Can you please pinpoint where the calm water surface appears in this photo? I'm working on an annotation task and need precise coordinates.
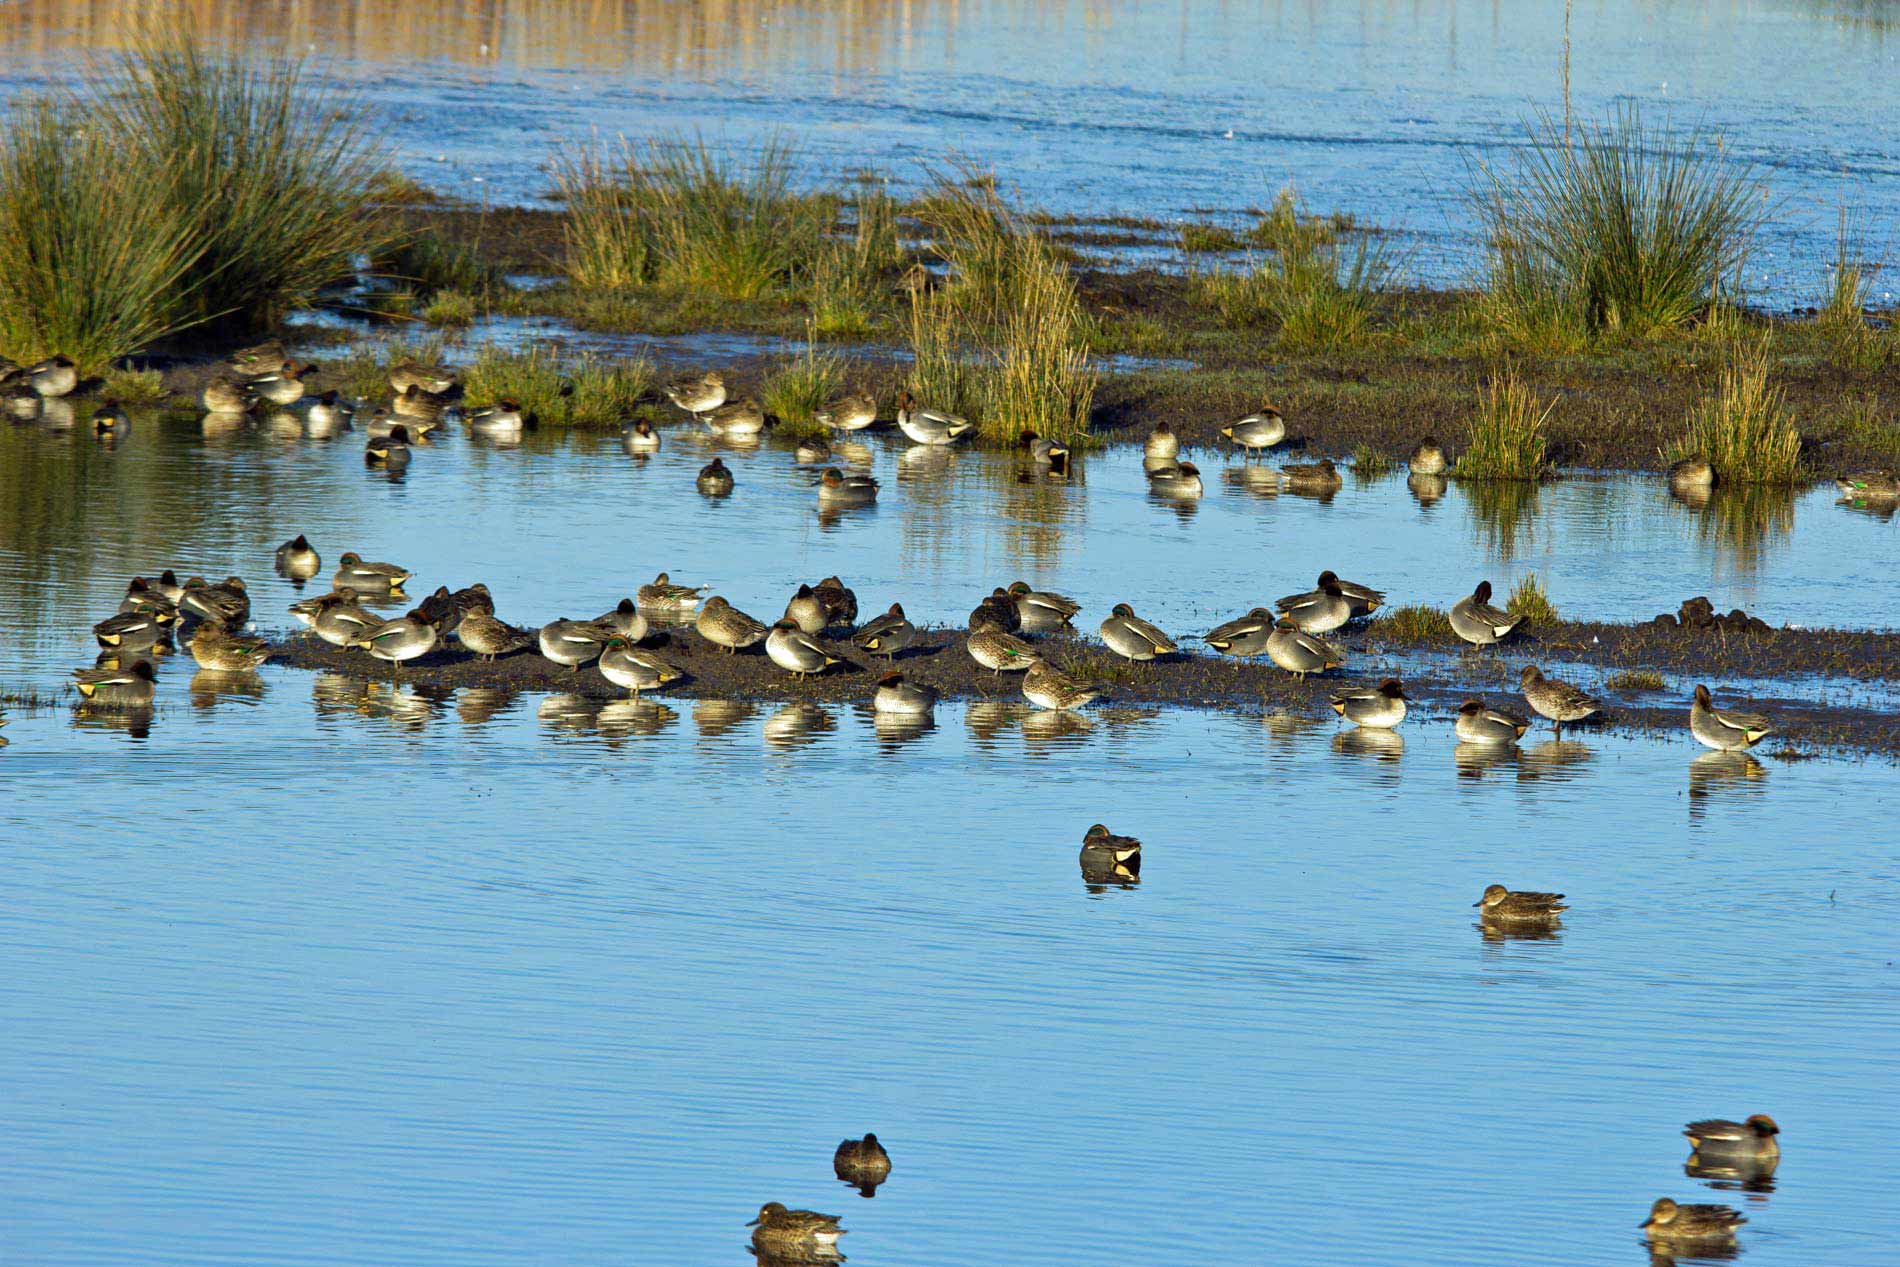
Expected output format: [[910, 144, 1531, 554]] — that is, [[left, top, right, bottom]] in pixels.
[[2, 415, 1899, 1264], [1, 1, 1897, 295]]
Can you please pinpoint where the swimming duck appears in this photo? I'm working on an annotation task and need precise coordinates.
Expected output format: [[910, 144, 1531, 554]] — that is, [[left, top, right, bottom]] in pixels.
[[1144, 420, 1180, 462], [201, 374, 254, 413], [391, 386, 446, 431], [179, 576, 250, 626], [365, 424, 411, 467], [1669, 456, 1718, 492], [1329, 679, 1408, 729], [1145, 460, 1203, 497], [1273, 574, 1353, 634], [1221, 407, 1285, 457], [1008, 581, 1080, 626], [537, 618, 612, 671], [1449, 580, 1520, 646], [697, 457, 735, 495], [1266, 617, 1343, 678], [274, 534, 320, 581], [1408, 437, 1448, 476], [795, 436, 832, 464], [833, 1132, 893, 1191], [1023, 660, 1104, 710], [26, 355, 78, 397], [467, 399, 525, 436], [388, 359, 455, 395], [969, 588, 1022, 633], [351, 610, 437, 668], [1835, 470, 1899, 497], [766, 618, 840, 678], [966, 625, 1041, 675], [596, 598, 649, 641], [455, 611, 532, 661], [1020, 429, 1071, 474], [229, 341, 286, 378], [873, 672, 936, 715], [663, 371, 727, 420], [333, 551, 412, 593], [1640, 1198, 1745, 1246], [1203, 607, 1277, 658], [852, 603, 917, 658], [705, 397, 766, 437], [1099, 603, 1177, 661], [747, 1204, 845, 1260], [817, 466, 878, 503], [1519, 665, 1601, 735], [72, 658, 156, 705], [93, 609, 175, 650], [1280, 457, 1342, 493], [696, 596, 769, 653], [1079, 823, 1141, 876], [598, 635, 684, 696], [1473, 884, 1566, 923], [312, 594, 382, 648], [1455, 699, 1530, 743], [813, 577, 857, 626], [638, 572, 707, 613], [361, 407, 406, 439], [621, 418, 660, 451], [304, 393, 353, 438], [895, 390, 973, 445], [187, 622, 273, 671], [1690, 684, 1771, 751], [91, 402, 130, 440], [784, 584, 829, 635], [1683, 1115, 1780, 1161], [249, 362, 315, 405], [1278, 570, 1384, 621], [815, 391, 877, 432]]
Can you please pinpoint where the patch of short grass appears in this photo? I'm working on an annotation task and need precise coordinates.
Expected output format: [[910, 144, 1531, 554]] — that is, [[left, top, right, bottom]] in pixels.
[[1606, 669, 1665, 691], [1453, 367, 1554, 480], [421, 289, 477, 326], [1505, 574, 1558, 627], [96, 366, 167, 404], [1667, 338, 1801, 483], [463, 343, 651, 428], [1374, 605, 1453, 640], [1179, 222, 1245, 253], [1247, 186, 1353, 253], [1350, 443, 1392, 478], [381, 227, 505, 296], [761, 332, 844, 435]]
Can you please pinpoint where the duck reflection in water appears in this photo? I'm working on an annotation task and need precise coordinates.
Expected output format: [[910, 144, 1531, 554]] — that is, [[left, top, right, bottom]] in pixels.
[[763, 702, 835, 750], [1515, 738, 1595, 783], [1688, 750, 1768, 820], [71, 702, 154, 740], [870, 710, 935, 750], [1079, 823, 1141, 893], [1454, 740, 1519, 781], [693, 698, 755, 740], [1021, 706, 1094, 750], [1407, 472, 1448, 507], [189, 669, 265, 711], [1332, 726, 1404, 766], [455, 686, 520, 727], [832, 1133, 891, 1198]]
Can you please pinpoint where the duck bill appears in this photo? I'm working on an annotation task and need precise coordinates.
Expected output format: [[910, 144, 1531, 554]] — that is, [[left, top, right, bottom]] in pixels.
[[744, 1217, 762, 1227]]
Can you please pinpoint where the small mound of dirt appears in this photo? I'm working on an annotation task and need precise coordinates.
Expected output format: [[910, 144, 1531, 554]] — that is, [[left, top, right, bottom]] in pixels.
[[1650, 597, 1772, 634]]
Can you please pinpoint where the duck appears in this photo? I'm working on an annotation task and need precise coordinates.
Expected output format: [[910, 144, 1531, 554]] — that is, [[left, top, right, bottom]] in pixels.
[[1835, 470, 1900, 497], [455, 611, 532, 661], [1280, 457, 1342, 493], [26, 355, 78, 397], [350, 610, 438, 668], [1455, 699, 1530, 743], [1683, 1115, 1780, 1161], [1020, 429, 1071, 474], [704, 397, 766, 437], [451, 584, 495, 620], [833, 1132, 893, 1190], [966, 625, 1041, 675], [813, 577, 857, 626], [1079, 823, 1141, 875], [747, 1204, 845, 1259], [1473, 884, 1566, 923], [1099, 603, 1177, 661], [1023, 660, 1104, 710], [466, 399, 525, 437], [1145, 460, 1203, 497], [1221, 407, 1285, 457], [1329, 679, 1408, 729], [93, 609, 175, 650], [662, 371, 727, 420], [274, 534, 320, 580], [696, 457, 735, 495], [416, 586, 465, 637], [1449, 580, 1520, 647], [3, 382, 43, 420], [695, 596, 769, 653], [1690, 684, 1771, 751], [598, 635, 684, 696], [201, 374, 254, 413], [1203, 607, 1277, 658], [795, 436, 832, 464], [817, 466, 878, 503], [872, 672, 936, 715], [119, 578, 178, 617], [90, 402, 130, 440], [1266, 617, 1343, 678], [537, 618, 612, 671], [1408, 437, 1448, 475], [638, 572, 707, 613], [1669, 456, 1718, 492], [388, 359, 455, 395], [333, 551, 412, 593], [1008, 581, 1080, 626], [815, 391, 877, 432], [147, 570, 186, 604], [895, 390, 973, 445], [1519, 665, 1601, 735], [596, 598, 649, 641], [305, 391, 353, 434], [228, 341, 287, 378], [784, 584, 829, 635], [312, 593, 382, 648], [1640, 1198, 1745, 1246], [1273, 574, 1353, 634], [391, 385, 446, 431], [1144, 420, 1180, 462], [621, 418, 660, 451], [365, 425, 411, 467], [766, 618, 840, 678], [852, 603, 917, 658], [969, 588, 1022, 633], [1278, 570, 1384, 621], [72, 659, 156, 705], [248, 361, 315, 405], [179, 576, 250, 626], [187, 622, 273, 671]]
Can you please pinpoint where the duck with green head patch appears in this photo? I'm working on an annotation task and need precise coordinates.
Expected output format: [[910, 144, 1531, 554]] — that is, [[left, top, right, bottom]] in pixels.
[[599, 635, 684, 696]]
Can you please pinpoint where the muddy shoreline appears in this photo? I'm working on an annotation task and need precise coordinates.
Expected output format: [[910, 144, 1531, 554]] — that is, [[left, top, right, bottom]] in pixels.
[[264, 616, 1900, 756]]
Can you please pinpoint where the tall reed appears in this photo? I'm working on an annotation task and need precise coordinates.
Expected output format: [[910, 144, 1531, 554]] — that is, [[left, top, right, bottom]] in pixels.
[[1454, 368, 1554, 480], [1669, 339, 1801, 483]]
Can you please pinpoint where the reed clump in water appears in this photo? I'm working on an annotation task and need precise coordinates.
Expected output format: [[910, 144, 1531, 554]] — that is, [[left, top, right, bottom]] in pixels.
[[761, 331, 845, 434], [1668, 338, 1801, 483], [1505, 575, 1559, 627], [464, 343, 651, 429], [1453, 367, 1554, 480], [1469, 106, 1764, 345]]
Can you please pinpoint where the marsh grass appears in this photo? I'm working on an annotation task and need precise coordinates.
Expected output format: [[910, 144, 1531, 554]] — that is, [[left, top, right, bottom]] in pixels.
[[330, 336, 448, 401], [95, 366, 167, 404], [1179, 223, 1246, 253], [1827, 393, 1898, 461], [382, 228, 505, 296], [1470, 106, 1765, 342], [1454, 368, 1554, 479], [421, 290, 478, 326], [761, 331, 844, 434], [1669, 338, 1801, 483], [1374, 605, 1454, 640], [1267, 236, 1393, 351], [1505, 574, 1559, 626], [1814, 210, 1886, 371], [464, 343, 651, 429], [1350, 443, 1392, 478], [1606, 669, 1666, 691], [1248, 187, 1353, 253]]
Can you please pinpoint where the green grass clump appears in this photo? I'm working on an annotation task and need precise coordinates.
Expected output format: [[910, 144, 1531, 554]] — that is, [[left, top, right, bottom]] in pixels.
[[382, 228, 505, 297], [1454, 368, 1554, 480], [464, 344, 651, 429], [1814, 210, 1886, 371], [95, 366, 167, 404], [365, 168, 440, 206], [761, 334, 844, 434], [1266, 236, 1392, 351], [1828, 393, 1899, 461], [1668, 338, 1801, 483], [1248, 186, 1352, 253], [1469, 106, 1765, 342], [1606, 669, 1665, 691], [1505, 575, 1558, 626], [1179, 223, 1245, 253], [421, 290, 478, 326], [1375, 605, 1454, 640], [1350, 443, 1392, 477]]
